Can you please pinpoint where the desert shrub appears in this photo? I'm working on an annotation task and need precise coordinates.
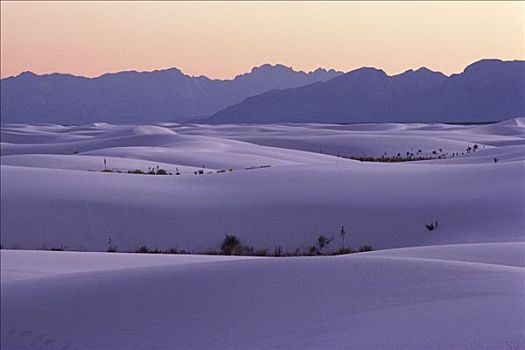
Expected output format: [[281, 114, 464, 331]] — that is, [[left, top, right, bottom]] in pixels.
[[272, 246, 284, 257], [221, 234, 241, 255], [308, 245, 319, 256], [106, 238, 117, 252], [136, 245, 150, 253], [127, 169, 145, 174], [156, 168, 168, 175], [358, 245, 373, 252], [333, 247, 353, 255], [163, 247, 179, 254], [100, 169, 114, 173], [316, 235, 332, 255], [135, 245, 161, 254], [253, 248, 268, 256], [425, 221, 438, 231], [242, 245, 255, 255]]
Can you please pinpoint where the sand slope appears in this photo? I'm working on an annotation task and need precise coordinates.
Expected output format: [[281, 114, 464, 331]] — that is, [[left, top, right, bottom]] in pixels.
[[1, 119, 524, 252], [1, 119, 524, 349], [1, 243, 524, 349]]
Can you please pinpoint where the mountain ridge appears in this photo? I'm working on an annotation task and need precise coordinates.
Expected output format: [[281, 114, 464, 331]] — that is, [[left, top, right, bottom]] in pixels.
[[0, 64, 343, 124], [206, 59, 525, 124], [2, 59, 524, 124]]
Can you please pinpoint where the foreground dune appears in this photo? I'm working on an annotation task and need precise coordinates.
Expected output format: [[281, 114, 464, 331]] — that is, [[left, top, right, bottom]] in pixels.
[[1, 243, 524, 349]]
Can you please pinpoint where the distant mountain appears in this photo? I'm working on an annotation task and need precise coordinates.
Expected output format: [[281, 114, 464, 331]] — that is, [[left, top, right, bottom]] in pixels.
[[0, 65, 342, 124], [206, 59, 525, 124]]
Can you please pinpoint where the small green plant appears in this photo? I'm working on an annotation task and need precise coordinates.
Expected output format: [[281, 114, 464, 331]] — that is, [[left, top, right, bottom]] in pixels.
[[340, 225, 347, 252], [136, 245, 150, 253], [317, 235, 332, 255], [333, 247, 353, 255], [201, 249, 218, 255], [107, 238, 117, 252], [220, 234, 241, 255], [273, 246, 283, 257], [164, 247, 179, 254], [253, 248, 268, 256], [358, 245, 373, 252], [308, 235, 333, 255], [425, 221, 438, 231]]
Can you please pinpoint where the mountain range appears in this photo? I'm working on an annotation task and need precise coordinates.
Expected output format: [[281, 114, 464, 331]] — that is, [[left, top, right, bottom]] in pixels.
[[1, 59, 524, 124], [207, 59, 525, 124], [0, 65, 341, 124]]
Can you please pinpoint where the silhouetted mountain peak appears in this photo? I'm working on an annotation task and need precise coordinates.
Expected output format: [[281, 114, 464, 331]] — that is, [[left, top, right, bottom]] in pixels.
[[461, 59, 525, 76], [311, 67, 342, 76], [249, 64, 291, 73], [156, 67, 185, 75], [17, 71, 38, 79], [347, 67, 387, 76], [395, 67, 447, 82], [98, 67, 188, 80], [414, 67, 438, 75], [339, 67, 387, 83], [463, 59, 504, 73]]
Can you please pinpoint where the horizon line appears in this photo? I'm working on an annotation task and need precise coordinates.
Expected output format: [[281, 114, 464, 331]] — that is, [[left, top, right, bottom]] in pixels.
[[2, 57, 523, 81]]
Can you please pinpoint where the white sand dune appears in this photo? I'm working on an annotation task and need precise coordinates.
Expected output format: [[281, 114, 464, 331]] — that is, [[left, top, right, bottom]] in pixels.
[[1, 119, 524, 349], [1, 158, 523, 252], [1, 243, 524, 349], [1, 119, 524, 252]]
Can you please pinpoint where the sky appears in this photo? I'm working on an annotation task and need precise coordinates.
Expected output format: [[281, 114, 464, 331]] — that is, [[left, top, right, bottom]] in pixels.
[[1, 1, 523, 79]]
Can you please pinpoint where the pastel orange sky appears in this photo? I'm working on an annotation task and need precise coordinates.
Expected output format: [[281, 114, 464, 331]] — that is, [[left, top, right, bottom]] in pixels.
[[1, 1, 523, 79]]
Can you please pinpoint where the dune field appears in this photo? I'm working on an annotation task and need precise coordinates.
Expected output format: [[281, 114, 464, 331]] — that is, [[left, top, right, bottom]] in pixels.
[[1, 119, 524, 349]]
